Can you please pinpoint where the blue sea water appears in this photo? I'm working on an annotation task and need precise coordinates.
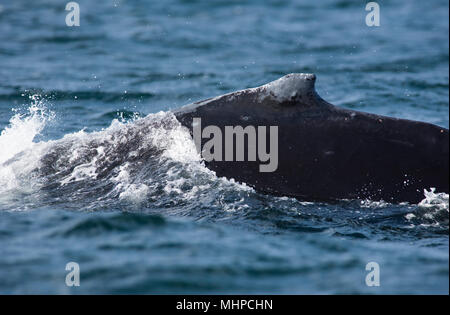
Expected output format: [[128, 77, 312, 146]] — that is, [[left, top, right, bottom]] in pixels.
[[0, 0, 448, 294]]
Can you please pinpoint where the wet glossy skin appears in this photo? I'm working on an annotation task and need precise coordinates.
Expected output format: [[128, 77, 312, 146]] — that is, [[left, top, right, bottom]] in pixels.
[[175, 74, 449, 203]]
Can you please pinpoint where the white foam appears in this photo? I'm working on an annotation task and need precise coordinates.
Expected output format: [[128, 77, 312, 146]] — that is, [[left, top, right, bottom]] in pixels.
[[418, 188, 449, 211], [0, 97, 54, 194], [0, 96, 53, 165], [404, 188, 449, 225]]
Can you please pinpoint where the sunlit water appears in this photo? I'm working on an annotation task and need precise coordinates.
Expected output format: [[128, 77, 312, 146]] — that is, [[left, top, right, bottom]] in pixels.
[[0, 0, 448, 294]]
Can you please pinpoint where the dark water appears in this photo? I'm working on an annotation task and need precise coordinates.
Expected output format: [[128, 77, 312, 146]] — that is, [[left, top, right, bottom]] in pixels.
[[0, 0, 448, 294]]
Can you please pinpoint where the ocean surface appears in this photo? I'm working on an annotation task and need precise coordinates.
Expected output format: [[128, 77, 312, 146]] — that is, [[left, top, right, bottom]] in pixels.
[[0, 0, 448, 294]]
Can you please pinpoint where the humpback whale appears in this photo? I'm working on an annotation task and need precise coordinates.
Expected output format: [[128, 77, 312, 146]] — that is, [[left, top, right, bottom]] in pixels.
[[174, 74, 449, 203]]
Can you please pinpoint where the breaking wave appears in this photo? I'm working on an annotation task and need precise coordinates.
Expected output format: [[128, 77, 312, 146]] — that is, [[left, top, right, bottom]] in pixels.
[[0, 99, 253, 213]]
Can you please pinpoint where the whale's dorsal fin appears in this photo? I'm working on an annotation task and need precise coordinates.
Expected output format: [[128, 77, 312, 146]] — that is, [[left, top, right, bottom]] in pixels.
[[258, 73, 317, 103], [176, 73, 322, 113]]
